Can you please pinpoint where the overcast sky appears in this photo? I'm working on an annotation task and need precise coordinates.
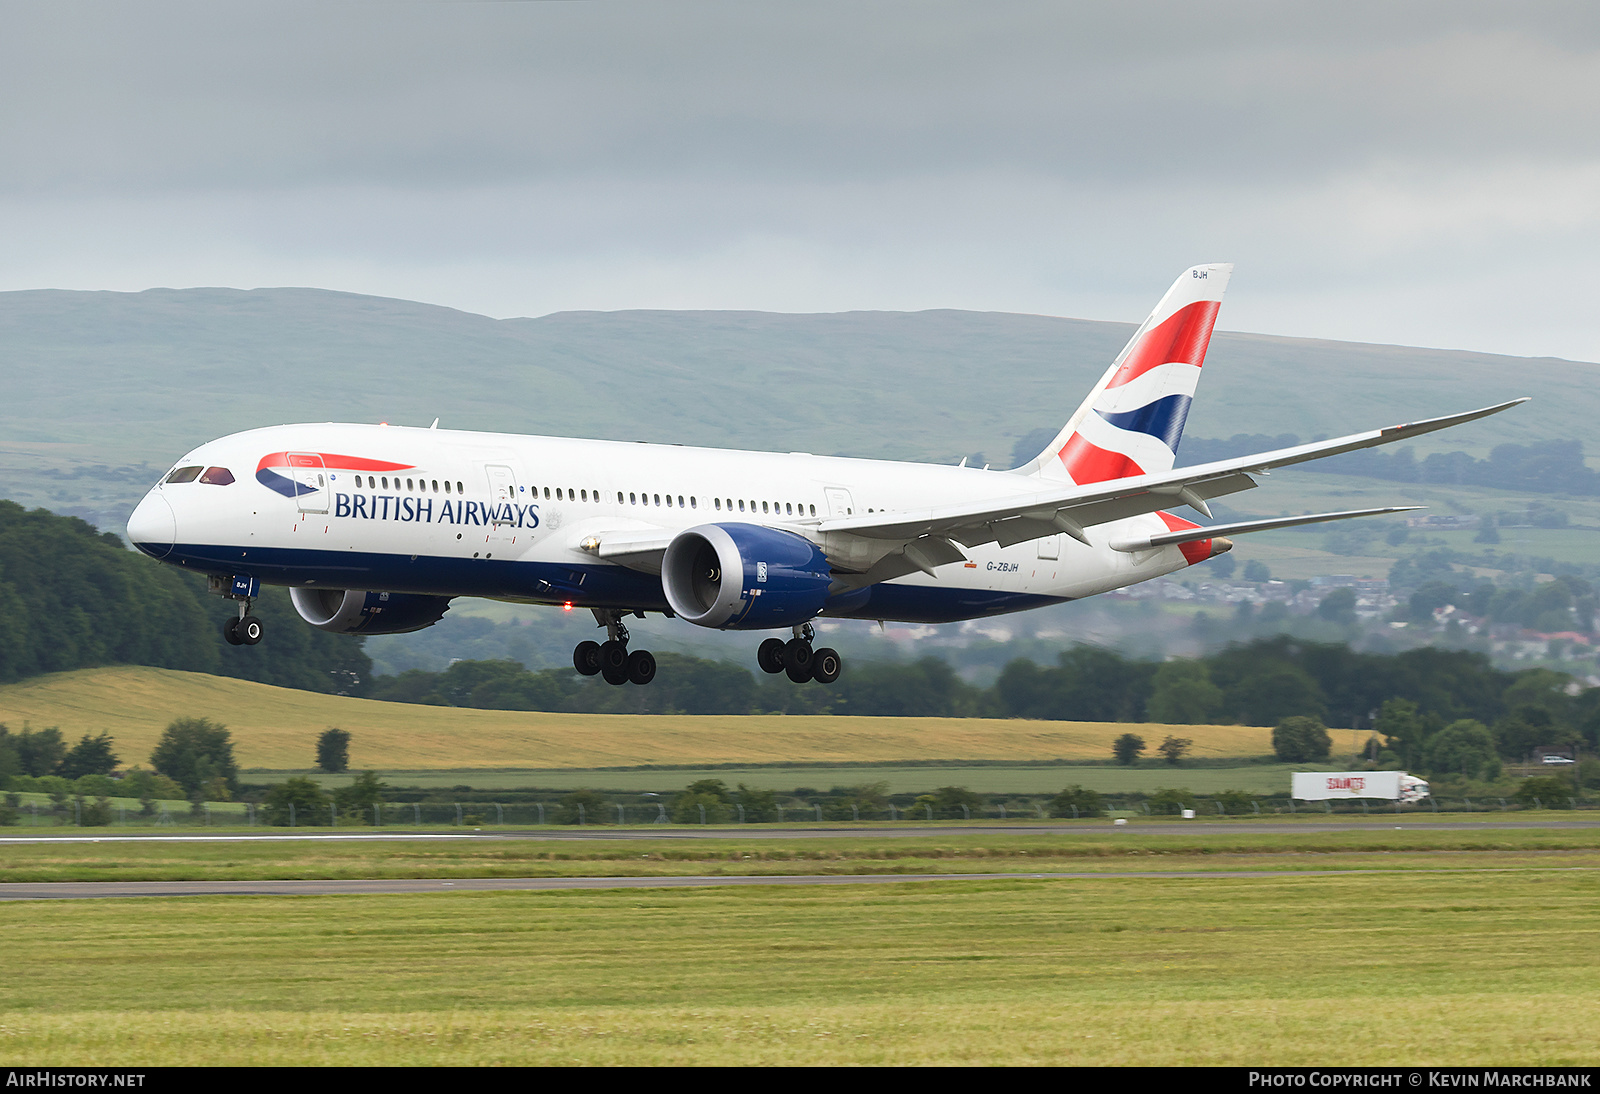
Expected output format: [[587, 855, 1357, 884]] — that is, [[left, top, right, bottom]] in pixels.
[[3, 1, 1599, 360]]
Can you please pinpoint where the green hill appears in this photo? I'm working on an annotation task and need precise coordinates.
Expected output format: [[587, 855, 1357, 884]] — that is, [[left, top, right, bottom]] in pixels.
[[2, 287, 1592, 532]]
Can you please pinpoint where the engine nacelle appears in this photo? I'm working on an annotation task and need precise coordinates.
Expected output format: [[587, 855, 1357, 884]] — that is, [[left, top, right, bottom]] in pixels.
[[289, 587, 452, 635], [661, 523, 831, 630]]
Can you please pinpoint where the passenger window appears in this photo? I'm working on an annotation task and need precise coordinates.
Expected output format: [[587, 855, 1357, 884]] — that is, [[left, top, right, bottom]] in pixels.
[[654, 494, 661, 506], [785, 503, 792, 515], [677, 495, 684, 507], [762, 501, 769, 514], [809, 504, 816, 516], [617, 492, 624, 503], [556, 488, 564, 500], [629, 493, 636, 504], [431, 480, 439, 493], [457, 482, 464, 493], [444, 481, 452, 493], [407, 479, 414, 491], [665, 495, 673, 508], [198, 466, 234, 486], [714, 499, 720, 511], [738, 500, 745, 512]]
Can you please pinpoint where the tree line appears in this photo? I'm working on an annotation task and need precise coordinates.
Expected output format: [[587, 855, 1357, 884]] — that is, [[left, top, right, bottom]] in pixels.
[[0, 501, 370, 691], [370, 638, 1589, 729]]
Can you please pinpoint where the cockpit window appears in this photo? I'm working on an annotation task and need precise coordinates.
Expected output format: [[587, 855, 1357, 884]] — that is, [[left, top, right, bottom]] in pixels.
[[164, 466, 203, 484], [199, 466, 235, 486]]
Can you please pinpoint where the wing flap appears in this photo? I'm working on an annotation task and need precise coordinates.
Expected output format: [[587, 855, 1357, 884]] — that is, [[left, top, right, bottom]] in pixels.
[[1108, 506, 1423, 553]]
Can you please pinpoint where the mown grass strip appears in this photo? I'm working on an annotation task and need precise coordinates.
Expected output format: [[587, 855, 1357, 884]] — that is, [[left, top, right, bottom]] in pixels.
[[1, 872, 1596, 1064], [0, 828, 1595, 882]]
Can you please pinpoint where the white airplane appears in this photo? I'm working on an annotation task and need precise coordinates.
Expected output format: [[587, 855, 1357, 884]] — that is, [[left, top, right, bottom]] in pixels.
[[126, 265, 1524, 686]]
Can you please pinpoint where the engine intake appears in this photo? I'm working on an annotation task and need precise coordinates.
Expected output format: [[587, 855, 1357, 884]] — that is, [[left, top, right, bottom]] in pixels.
[[289, 587, 452, 635], [661, 523, 831, 630]]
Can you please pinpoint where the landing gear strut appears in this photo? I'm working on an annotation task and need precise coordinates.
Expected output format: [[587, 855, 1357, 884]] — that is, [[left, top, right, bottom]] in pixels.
[[757, 622, 840, 684], [211, 574, 263, 646], [574, 609, 656, 686]]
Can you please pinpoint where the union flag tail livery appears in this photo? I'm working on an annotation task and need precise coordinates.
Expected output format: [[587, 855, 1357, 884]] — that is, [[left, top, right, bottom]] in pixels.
[[126, 263, 1523, 689], [1027, 263, 1232, 483]]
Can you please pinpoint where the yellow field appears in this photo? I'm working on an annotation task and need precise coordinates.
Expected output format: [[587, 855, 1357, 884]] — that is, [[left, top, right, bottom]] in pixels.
[[0, 666, 1274, 770]]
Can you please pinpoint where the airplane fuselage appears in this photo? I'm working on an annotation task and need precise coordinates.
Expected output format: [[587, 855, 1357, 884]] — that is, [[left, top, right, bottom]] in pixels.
[[129, 421, 1197, 625]]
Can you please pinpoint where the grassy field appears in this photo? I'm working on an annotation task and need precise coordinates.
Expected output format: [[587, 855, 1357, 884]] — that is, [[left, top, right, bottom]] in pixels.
[[1, 863, 1596, 1064], [0, 666, 1274, 769], [300, 761, 1353, 796], [1, 826, 1597, 882]]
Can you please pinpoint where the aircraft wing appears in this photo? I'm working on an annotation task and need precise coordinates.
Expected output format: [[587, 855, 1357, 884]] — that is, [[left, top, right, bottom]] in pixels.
[[815, 398, 1527, 554], [576, 527, 673, 573]]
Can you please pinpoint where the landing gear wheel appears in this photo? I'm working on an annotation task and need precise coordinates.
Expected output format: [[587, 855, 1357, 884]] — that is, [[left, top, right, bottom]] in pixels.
[[573, 641, 602, 676], [598, 639, 629, 685], [811, 647, 842, 684], [238, 615, 264, 645], [223, 618, 244, 646], [627, 649, 657, 686], [783, 638, 814, 683], [757, 637, 787, 674]]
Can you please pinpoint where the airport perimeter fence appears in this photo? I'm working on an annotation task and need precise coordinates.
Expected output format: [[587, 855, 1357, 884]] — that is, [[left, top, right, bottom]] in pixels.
[[2, 792, 1596, 827]]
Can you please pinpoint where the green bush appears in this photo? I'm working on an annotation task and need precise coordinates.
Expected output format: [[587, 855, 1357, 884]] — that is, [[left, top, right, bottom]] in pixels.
[[1112, 733, 1146, 765], [73, 773, 118, 799], [78, 795, 113, 827], [1514, 776, 1575, 809], [150, 717, 239, 798], [671, 791, 731, 824], [316, 728, 351, 774], [1147, 787, 1197, 815], [1423, 719, 1501, 780], [1049, 785, 1105, 818], [59, 733, 118, 779], [262, 776, 329, 826], [120, 767, 184, 802], [559, 789, 610, 825], [1213, 789, 1257, 815], [332, 771, 388, 822], [1273, 716, 1333, 763], [735, 784, 779, 823]]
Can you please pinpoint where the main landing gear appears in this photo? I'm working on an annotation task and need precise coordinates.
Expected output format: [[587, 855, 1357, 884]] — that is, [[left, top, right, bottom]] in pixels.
[[573, 609, 656, 686], [758, 622, 841, 684]]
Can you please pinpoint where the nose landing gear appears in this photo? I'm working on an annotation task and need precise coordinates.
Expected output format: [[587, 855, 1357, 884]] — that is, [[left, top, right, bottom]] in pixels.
[[574, 609, 656, 685], [212, 574, 263, 646], [757, 622, 840, 684], [224, 611, 264, 646]]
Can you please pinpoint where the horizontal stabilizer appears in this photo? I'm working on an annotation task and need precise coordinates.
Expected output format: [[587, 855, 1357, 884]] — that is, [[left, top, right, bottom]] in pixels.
[[1108, 506, 1422, 553]]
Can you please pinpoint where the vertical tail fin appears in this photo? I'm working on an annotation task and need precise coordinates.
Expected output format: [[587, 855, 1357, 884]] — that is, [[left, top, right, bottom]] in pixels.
[[1020, 263, 1232, 483]]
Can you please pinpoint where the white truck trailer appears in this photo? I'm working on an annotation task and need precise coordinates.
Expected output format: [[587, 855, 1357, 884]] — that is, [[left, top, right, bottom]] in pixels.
[[1292, 771, 1430, 803]]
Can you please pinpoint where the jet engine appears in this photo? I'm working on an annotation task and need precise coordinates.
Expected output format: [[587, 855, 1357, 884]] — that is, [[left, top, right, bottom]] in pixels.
[[289, 587, 453, 635], [661, 523, 832, 630]]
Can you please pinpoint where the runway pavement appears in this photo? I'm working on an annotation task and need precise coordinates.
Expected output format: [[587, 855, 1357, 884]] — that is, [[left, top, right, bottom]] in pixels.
[[0, 819, 1597, 844], [5, 865, 1597, 900]]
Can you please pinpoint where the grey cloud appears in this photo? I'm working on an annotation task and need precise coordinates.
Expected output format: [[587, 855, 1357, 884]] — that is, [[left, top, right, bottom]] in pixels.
[[4, 1, 1599, 193]]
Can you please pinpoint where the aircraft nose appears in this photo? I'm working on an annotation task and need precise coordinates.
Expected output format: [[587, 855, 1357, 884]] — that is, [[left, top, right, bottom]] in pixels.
[[128, 491, 176, 559]]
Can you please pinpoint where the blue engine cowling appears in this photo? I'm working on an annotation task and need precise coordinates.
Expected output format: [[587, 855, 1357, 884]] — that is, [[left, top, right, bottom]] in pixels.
[[289, 587, 453, 635], [661, 523, 831, 630]]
